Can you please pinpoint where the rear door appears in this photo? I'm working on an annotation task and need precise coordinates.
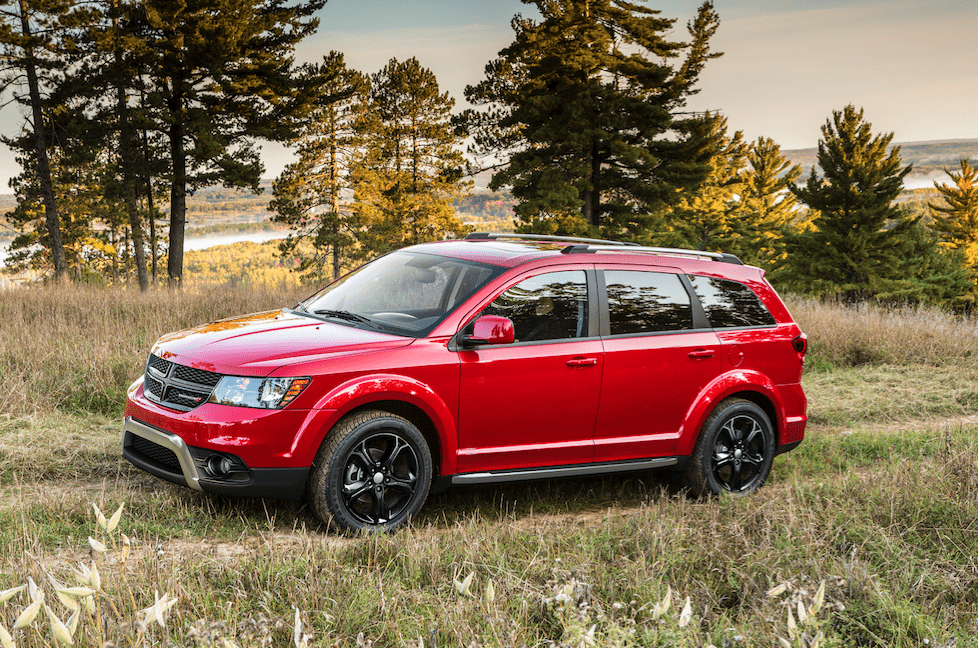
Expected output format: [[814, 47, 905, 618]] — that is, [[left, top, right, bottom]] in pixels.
[[592, 267, 722, 461]]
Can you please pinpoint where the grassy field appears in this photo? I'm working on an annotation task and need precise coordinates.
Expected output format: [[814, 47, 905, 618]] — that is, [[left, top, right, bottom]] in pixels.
[[0, 285, 976, 647]]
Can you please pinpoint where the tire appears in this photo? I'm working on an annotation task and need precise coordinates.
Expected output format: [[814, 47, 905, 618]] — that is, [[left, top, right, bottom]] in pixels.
[[309, 409, 432, 531], [686, 398, 775, 497]]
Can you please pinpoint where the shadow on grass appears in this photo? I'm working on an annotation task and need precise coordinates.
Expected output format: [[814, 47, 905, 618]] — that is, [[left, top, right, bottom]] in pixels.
[[132, 467, 693, 537]]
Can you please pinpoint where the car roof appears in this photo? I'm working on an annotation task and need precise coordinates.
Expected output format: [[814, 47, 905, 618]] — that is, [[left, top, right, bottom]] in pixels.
[[406, 234, 764, 279]]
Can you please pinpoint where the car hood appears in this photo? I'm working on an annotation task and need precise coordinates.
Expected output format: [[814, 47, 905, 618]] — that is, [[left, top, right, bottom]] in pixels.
[[150, 309, 414, 376]]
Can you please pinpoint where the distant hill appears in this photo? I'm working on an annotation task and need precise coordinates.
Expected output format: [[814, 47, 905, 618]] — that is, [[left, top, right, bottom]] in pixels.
[[783, 138, 978, 183]]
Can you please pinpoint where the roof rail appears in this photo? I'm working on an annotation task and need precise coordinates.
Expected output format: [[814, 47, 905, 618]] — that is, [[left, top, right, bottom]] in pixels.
[[465, 232, 640, 247], [561, 244, 744, 265]]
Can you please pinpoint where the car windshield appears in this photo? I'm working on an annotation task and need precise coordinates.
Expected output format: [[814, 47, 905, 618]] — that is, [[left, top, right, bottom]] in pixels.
[[296, 251, 502, 337]]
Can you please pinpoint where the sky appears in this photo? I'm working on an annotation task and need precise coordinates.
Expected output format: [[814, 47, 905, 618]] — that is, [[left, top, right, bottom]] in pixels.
[[1, 0, 976, 190]]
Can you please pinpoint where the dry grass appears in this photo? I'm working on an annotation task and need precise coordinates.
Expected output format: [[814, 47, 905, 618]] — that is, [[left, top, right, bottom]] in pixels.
[[0, 424, 976, 646], [786, 296, 978, 369], [1, 284, 977, 645], [0, 282, 306, 417]]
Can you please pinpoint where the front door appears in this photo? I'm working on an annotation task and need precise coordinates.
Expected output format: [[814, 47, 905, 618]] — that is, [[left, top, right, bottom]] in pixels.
[[456, 269, 602, 472]]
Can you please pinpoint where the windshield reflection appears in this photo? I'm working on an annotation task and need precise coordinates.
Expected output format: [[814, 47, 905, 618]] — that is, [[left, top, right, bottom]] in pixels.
[[298, 252, 500, 337]]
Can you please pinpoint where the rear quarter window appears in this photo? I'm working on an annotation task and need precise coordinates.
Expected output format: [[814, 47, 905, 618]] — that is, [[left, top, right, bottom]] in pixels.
[[688, 275, 776, 328]]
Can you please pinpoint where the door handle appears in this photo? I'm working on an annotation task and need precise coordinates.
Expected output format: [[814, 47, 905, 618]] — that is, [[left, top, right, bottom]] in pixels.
[[688, 349, 715, 359], [566, 357, 598, 367]]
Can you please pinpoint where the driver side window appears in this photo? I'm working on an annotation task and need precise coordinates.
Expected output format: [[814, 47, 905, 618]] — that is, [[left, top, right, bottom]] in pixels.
[[482, 271, 588, 342]]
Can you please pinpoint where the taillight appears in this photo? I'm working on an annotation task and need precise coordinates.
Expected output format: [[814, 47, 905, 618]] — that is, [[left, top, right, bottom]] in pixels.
[[791, 333, 808, 357]]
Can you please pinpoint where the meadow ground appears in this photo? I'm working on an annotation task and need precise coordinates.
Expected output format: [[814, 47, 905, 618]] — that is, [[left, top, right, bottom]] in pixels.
[[0, 284, 976, 647]]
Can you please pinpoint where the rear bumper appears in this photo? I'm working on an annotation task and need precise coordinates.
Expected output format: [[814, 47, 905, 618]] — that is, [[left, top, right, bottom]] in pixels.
[[122, 417, 309, 501]]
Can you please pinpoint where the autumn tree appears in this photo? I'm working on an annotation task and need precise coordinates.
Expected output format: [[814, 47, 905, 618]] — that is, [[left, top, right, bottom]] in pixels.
[[351, 57, 468, 255], [271, 52, 369, 281], [929, 159, 978, 268], [459, 0, 721, 239]]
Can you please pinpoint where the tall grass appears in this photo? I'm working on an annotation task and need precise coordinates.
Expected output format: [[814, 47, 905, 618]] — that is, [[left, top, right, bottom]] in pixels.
[[0, 282, 306, 417], [1, 424, 976, 646], [786, 296, 978, 369], [1, 284, 977, 645]]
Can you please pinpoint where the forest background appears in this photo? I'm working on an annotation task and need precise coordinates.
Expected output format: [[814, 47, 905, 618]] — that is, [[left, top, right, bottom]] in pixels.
[[1, 0, 977, 307]]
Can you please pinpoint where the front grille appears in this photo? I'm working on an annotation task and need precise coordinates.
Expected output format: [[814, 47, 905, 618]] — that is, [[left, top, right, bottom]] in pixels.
[[144, 354, 223, 412], [148, 354, 170, 374], [130, 435, 181, 473], [174, 365, 222, 387]]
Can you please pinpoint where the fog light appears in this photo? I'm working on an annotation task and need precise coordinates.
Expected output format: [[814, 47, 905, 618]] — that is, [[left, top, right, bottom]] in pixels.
[[206, 455, 233, 479]]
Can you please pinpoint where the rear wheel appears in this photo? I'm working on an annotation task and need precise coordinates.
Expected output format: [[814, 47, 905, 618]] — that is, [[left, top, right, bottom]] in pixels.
[[686, 398, 774, 496], [309, 410, 432, 531]]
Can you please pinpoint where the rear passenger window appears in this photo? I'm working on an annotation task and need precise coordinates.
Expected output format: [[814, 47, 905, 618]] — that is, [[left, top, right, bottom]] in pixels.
[[605, 270, 692, 334], [689, 275, 776, 328]]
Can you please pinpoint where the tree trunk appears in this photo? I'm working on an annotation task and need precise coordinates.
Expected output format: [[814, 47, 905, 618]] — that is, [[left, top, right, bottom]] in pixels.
[[330, 128, 341, 281], [167, 89, 187, 288], [19, 0, 67, 279], [113, 3, 148, 291], [142, 127, 158, 284]]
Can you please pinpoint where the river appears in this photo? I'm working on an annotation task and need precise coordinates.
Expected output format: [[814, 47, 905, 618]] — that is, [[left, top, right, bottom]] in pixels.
[[0, 229, 284, 266]]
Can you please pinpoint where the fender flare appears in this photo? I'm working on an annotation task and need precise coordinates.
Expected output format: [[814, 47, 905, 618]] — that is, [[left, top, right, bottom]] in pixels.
[[675, 370, 785, 457], [309, 374, 459, 475]]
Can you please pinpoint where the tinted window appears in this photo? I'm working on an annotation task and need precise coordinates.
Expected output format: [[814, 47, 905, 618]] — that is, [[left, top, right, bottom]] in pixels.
[[689, 275, 776, 328], [482, 271, 588, 342], [605, 270, 692, 334]]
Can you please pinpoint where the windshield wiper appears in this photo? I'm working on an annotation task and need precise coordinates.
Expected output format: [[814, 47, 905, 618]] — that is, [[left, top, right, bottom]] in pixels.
[[312, 309, 380, 329]]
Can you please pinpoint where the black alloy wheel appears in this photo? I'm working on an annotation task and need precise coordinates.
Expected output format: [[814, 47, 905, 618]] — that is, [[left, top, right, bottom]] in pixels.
[[340, 432, 421, 525], [309, 410, 432, 531], [686, 398, 774, 497]]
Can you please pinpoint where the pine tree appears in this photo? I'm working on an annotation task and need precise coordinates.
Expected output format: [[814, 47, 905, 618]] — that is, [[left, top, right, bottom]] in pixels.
[[459, 0, 721, 239], [0, 0, 72, 279], [662, 114, 747, 252], [929, 159, 978, 268], [140, 0, 325, 286], [786, 105, 914, 301], [271, 52, 369, 282], [352, 57, 468, 255], [734, 136, 802, 270]]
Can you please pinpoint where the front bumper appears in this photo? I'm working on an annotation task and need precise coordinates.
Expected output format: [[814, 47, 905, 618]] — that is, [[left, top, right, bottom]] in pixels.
[[122, 417, 310, 500]]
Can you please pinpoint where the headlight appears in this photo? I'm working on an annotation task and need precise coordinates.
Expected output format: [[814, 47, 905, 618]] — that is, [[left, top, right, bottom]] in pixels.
[[209, 376, 311, 409]]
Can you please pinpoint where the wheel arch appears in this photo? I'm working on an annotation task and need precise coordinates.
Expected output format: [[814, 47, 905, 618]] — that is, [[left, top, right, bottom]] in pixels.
[[677, 372, 785, 457], [309, 374, 458, 476]]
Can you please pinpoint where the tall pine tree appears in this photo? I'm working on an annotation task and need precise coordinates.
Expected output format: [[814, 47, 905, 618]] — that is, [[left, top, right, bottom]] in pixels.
[[140, 0, 325, 286], [786, 105, 914, 301], [459, 0, 721, 239], [271, 52, 369, 281], [351, 57, 468, 255], [0, 0, 72, 279]]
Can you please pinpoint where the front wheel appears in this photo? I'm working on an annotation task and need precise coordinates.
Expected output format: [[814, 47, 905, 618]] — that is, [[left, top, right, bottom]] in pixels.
[[309, 410, 432, 531], [686, 398, 775, 497]]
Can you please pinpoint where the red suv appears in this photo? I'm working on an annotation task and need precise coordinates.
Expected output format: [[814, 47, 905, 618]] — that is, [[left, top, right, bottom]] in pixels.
[[123, 234, 807, 530]]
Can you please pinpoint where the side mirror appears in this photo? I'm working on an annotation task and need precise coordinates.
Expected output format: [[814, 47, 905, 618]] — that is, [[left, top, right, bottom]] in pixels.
[[461, 315, 515, 347]]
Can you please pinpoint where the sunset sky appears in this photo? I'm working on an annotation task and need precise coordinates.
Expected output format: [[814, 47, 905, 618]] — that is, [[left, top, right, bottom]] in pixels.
[[1, 0, 976, 189]]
